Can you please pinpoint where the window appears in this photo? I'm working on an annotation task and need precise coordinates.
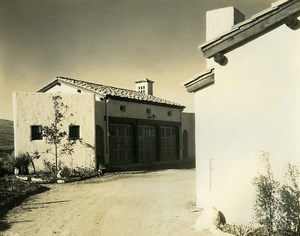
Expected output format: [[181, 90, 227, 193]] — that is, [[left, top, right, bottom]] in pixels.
[[31, 125, 43, 140], [120, 105, 126, 112], [138, 85, 145, 94], [168, 111, 172, 116], [146, 108, 151, 114], [69, 125, 80, 140]]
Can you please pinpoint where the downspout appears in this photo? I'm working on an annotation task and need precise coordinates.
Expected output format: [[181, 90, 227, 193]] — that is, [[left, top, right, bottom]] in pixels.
[[179, 108, 183, 160], [104, 97, 109, 155]]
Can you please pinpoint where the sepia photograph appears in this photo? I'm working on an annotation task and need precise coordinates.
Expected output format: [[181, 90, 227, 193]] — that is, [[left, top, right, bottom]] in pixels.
[[0, 0, 299, 235]]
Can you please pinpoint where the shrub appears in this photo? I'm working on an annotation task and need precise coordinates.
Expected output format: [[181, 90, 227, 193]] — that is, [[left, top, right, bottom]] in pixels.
[[59, 166, 71, 178], [219, 153, 300, 236], [0, 152, 16, 176], [43, 160, 56, 175], [14, 153, 33, 175], [277, 163, 300, 235], [219, 223, 257, 236], [252, 152, 279, 236], [252, 153, 300, 236], [0, 152, 41, 176]]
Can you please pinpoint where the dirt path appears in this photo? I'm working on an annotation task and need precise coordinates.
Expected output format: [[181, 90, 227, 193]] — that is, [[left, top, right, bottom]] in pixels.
[[1, 169, 204, 236]]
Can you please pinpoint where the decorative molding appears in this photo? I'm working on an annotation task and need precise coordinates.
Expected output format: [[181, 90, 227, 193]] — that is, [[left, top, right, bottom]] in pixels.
[[214, 53, 228, 66], [200, 0, 300, 59], [284, 14, 300, 29], [184, 68, 215, 93]]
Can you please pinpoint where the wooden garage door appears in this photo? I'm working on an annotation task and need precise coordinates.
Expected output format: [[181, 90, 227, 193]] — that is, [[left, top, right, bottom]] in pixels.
[[138, 125, 157, 163], [160, 126, 178, 161], [109, 124, 134, 165]]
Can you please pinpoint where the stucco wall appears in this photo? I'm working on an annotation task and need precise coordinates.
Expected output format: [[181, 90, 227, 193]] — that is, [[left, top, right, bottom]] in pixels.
[[182, 112, 196, 159], [195, 17, 300, 223], [13, 92, 96, 171], [106, 99, 181, 122], [45, 82, 181, 122], [42, 82, 184, 164]]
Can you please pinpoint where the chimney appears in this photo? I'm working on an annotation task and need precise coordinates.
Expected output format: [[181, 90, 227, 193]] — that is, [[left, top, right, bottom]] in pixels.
[[135, 78, 154, 95], [206, 7, 245, 41]]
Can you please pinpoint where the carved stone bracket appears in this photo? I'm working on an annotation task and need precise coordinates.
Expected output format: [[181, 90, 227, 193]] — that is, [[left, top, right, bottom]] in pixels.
[[214, 53, 228, 66], [284, 15, 300, 30]]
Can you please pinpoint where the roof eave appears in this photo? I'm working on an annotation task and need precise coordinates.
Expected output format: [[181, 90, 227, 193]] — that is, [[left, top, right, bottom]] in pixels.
[[37, 79, 60, 92], [106, 95, 185, 109], [200, 0, 300, 60], [183, 68, 215, 93]]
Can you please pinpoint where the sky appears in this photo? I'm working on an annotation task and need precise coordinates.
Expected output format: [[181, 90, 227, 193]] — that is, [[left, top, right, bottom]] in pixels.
[[0, 0, 274, 120]]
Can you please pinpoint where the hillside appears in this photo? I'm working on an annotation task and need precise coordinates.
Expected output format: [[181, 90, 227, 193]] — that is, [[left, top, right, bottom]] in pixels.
[[0, 119, 14, 151]]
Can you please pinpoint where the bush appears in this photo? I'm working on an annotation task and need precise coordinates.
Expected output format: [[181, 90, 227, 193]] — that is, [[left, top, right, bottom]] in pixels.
[[0, 152, 39, 176], [0, 153, 16, 176], [219, 223, 257, 236], [59, 166, 71, 178], [43, 160, 56, 175], [252, 152, 279, 236], [277, 163, 300, 235], [14, 153, 32, 175], [252, 153, 300, 236], [219, 153, 300, 236], [0, 176, 49, 209]]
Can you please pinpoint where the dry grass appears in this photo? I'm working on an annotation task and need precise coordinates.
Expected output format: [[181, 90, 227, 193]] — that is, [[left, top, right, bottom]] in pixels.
[[0, 119, 14, 151]]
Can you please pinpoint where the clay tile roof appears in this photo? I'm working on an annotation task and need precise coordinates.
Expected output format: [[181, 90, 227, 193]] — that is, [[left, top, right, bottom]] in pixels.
[[38, 77, 185, 109]]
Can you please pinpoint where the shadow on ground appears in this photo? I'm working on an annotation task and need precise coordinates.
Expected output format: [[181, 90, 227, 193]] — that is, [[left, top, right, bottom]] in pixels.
[[0, 185, 50, 232]]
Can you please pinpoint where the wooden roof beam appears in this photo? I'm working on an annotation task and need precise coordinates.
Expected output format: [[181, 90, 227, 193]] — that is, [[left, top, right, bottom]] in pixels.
[[200, 0, 300, 64]]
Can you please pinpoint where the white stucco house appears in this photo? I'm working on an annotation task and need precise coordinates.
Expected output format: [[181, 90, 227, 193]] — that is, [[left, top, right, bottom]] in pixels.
[[14, 77, 195, 172], [184, 0, 300, 223]]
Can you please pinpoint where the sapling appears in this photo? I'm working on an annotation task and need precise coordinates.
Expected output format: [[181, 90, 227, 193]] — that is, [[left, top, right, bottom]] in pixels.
[[42, 95, 79, 172], [252, 152, 279, 236]]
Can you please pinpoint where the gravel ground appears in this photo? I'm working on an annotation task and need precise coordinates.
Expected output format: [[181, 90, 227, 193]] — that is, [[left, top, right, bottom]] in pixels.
[[0, 169, 210, 236]]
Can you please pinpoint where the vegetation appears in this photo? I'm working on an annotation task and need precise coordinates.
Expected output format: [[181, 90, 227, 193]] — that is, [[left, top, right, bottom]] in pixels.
[[252, 152, 279, 235], [0, 176, 48, 211], [252, 154, 300, 235], [0, 119, 14, 157], [218, 223, 262, 236], [277, 163, 300, 235], [219, 152, 300, 236], [0, 152, 40, 176], [42, 95, 79, 172]]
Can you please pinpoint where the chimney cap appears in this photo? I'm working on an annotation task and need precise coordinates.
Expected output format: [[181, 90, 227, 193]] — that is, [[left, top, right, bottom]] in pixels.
[[135, 78, 154, 84]]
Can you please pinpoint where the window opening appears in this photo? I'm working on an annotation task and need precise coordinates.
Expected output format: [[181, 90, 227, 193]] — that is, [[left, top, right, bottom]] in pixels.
[[69, 125, 80, 140], [31, 125, 43, 140], [120, 105, 126, 112]]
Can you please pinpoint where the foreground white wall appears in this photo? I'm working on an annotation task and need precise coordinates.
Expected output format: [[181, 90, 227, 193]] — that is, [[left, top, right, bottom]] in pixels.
[[195, 17, 300, 223]]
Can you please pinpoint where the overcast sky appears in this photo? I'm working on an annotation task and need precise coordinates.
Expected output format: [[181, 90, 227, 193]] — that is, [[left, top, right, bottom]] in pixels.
[[0, 0, 274, 120]]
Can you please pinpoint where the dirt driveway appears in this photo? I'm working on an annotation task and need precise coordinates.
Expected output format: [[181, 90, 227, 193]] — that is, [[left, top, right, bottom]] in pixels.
[[0, 169, 204, 236]]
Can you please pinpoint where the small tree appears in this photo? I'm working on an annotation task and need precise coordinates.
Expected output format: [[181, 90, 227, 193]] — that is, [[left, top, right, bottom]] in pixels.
[[42, 95, 78, 172], [252, 152, 279, 236], [277, 163, 300, 235]]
